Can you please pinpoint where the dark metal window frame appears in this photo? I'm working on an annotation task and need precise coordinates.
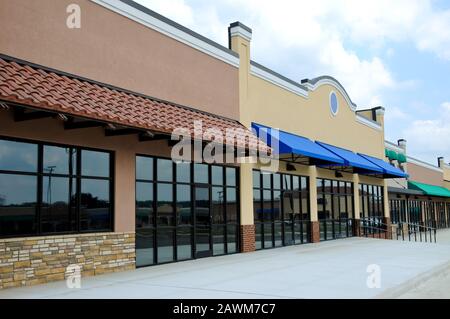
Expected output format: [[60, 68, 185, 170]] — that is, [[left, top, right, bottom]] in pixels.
[[435, 201, 447, 229], [390, 198, 449, 230], [389, 198, 407, 224], [253, 170, 310, 250], [447, 202, 450, 228], [407, 199, 422, 225], [422, 200, 435, 228], [359, 183, 384, 220], [359, 183, 384, 236], [135, 154, 240, 267], [317, 178, 354, 241], [0, 135, 114, 239]]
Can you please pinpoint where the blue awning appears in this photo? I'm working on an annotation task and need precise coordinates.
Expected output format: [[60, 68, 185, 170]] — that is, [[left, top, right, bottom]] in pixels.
[[315, 142, 384, 174], [358, 153, 409, 178], [252, 122, 408, 179], [252, 123, 345, 165]]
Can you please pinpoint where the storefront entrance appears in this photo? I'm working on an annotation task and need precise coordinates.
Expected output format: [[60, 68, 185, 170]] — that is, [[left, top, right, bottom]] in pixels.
[[194, 186, 212, 258], [135, 157, 239, 267], [317, 179, 354, 241], [281, 190, 310, 245], [253, 171, 310, 250]]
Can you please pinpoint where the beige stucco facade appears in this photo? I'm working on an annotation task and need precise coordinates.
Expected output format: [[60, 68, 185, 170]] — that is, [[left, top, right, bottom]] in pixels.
[[439, 160, 450, 190], [0, 0, 239, 120], [408, 162, 444, 186], [230, 26, 389, 231], [1, 0, 449, 291], [241, 79, 385, 158]]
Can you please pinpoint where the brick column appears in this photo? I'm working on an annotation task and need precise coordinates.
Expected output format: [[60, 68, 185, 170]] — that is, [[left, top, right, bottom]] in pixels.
[[310, 221, 320, 243], [353, 218, 361, 237], [240, 224, 255, 252], [383, 217, 392, 239]]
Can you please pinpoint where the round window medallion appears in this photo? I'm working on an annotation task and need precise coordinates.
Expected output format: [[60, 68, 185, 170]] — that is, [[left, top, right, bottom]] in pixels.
[[330, 91, 338, 116]]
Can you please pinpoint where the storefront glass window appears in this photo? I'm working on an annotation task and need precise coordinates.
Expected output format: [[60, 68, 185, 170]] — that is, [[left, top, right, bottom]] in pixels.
[[253, 170, 310, 250], [0, 137, 113, 238], [317, 178, 354, 241], [136, 156, 239, 267], [359, 183, 384, 235]]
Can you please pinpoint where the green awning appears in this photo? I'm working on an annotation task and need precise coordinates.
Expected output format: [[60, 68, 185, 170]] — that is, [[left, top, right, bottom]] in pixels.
[[397, 153, 407, 163], [385, 148, 407, 163], [385, 149, 398, 160], [408, 181, 450, 198]]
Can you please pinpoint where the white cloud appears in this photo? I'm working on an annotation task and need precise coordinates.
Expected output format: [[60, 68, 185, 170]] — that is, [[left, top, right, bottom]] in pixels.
[[415, 10, 450, 60], [386, 48, 395, 58], [318, 39, 394, 106], [402, 102, 450, 163], [385, 106, 409, 122], [336, 0, 426, 44]]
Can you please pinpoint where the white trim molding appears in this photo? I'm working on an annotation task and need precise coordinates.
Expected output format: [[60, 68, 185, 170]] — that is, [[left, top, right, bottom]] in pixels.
[[303, 79, 357, 112], [91, 0, 240, 67], [250, 65, 309, 98], [229, 25, 252, 42], [356, 115, 382, 131], [408, 156, 443, 173]]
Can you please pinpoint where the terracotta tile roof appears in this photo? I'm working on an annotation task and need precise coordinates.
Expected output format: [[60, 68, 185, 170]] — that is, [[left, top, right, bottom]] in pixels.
[[0, 56, 269, 153]]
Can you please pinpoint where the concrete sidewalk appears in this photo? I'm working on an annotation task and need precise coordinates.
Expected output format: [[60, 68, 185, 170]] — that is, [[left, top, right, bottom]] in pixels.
[[1, 234, 450, 299]]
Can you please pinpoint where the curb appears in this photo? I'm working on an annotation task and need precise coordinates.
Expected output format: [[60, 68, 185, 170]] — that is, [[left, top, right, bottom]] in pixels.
[[374, 260, 450, 299]]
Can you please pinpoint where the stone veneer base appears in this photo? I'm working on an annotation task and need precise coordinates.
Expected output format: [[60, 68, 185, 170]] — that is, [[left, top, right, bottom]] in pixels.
[[0, 232, 135, 289]]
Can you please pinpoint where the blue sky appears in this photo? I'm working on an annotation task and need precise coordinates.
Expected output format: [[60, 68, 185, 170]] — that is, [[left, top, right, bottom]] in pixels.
[[135, 0, 450, 165]]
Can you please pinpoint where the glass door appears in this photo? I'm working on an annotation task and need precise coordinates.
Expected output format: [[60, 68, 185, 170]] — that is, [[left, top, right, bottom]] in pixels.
[[194, 186, 212, 258]]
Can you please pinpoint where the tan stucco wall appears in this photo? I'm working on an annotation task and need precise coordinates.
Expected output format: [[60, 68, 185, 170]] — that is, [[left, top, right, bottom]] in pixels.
[[0, 0, 239, 120], [407, 163, 443, 186], [243, 78, 384, 158], [356, 110, 374, 121], [0, 110, 177, 233], [231, 32, 386, 226], [443, 165, 450, 189]]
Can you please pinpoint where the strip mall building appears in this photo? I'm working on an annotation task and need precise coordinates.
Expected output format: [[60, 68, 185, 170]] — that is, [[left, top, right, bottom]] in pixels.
[[0, 0, 449, 289]]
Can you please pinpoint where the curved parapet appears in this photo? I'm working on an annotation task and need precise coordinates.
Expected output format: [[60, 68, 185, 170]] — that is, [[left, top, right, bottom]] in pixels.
[[301, 76, 358, 111]]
